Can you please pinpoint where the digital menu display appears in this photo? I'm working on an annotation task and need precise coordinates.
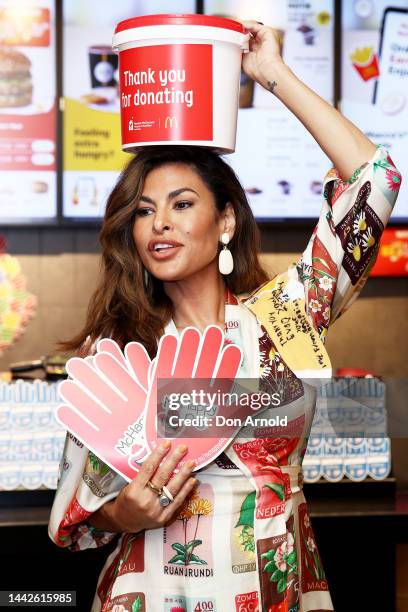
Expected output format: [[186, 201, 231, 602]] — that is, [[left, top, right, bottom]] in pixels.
[[204, 0, 335, 219], [342, 1, 408, 221], [0, 0, 57, 222], [62, 0, 196, 220], [0, 1, 403, 226]]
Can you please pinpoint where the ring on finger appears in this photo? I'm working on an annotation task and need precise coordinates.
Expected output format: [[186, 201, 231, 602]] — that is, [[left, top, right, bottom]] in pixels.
[[146, 480, 163, 495], [162, 485, 174, 502], [159, 486, 174, 507]]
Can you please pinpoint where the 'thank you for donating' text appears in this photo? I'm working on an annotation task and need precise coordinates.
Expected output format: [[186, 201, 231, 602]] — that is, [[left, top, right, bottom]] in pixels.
[[121, 68, 194, 109]]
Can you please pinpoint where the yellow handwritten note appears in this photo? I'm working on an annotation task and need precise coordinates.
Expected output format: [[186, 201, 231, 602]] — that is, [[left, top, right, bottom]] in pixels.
[[245, 273, 332, 379]]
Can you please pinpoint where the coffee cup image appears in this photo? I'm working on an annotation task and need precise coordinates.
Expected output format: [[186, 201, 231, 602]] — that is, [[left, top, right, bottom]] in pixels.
[[79, 45, 119, 107], [88, 45, 118, 88]]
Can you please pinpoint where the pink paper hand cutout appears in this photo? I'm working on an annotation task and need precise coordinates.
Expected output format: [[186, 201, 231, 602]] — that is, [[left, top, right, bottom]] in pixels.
[[96, 337, 152, 391], [57, 325, 243, 481], [57, 350, 149, 481], [144, 325, 243, 468], [91, 326, 243, 472]]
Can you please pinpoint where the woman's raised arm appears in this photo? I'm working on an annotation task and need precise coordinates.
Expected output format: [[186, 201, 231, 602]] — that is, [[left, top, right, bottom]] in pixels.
[[242, 20, 377, 181]]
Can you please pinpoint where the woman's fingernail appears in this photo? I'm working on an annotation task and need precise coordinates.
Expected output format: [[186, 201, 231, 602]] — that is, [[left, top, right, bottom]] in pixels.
[[178, 444, 188, 453], [161, 440, 171, 450], [186, 459, 196, 469]]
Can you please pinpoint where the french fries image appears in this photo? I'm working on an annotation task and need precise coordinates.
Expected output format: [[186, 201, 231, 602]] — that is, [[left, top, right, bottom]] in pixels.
[[350, 47, 379, 81]]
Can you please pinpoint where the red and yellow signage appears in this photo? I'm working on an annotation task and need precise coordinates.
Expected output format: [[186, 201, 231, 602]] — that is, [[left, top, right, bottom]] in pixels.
[[371, 228, 408, 276]]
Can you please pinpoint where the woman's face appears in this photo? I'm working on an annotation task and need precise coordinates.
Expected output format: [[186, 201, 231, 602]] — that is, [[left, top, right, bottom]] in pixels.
[[132, 163, 235, 282]]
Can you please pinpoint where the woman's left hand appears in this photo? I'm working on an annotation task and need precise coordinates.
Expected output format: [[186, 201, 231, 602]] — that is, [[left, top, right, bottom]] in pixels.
[[241, 21, 285, 89]]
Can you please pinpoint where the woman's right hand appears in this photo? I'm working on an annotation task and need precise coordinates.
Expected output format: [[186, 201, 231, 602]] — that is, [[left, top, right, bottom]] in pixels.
[[241, 21, 285, 90], [107, 441, 197, 533]]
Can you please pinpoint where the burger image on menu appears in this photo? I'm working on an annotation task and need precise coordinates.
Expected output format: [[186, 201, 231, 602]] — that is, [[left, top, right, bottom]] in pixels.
[[0, 47, 33, 108]]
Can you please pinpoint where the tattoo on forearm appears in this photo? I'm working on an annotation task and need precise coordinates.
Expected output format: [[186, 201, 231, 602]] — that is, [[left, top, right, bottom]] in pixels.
[[267, 80, 278, 94]]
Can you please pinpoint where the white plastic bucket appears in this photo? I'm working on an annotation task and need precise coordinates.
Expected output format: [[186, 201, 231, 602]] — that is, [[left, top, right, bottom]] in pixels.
[[112, 14, 249, 153]]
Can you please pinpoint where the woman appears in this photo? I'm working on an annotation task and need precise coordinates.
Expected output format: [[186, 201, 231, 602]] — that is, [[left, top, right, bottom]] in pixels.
[[49, 22, 401, 612]]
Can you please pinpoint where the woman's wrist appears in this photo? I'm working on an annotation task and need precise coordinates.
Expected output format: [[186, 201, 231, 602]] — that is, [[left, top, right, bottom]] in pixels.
[[88, 498, 123, 533], [258, 60, 294, 95]]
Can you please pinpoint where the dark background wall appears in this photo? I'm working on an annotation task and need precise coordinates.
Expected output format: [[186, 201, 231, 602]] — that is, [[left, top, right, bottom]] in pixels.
[[1, 225, 406, 378], [0, 225, 406, 611]]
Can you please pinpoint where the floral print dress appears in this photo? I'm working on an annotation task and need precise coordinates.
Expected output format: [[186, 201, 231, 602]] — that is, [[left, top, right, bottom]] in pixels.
[[49, 146, 401, 612]]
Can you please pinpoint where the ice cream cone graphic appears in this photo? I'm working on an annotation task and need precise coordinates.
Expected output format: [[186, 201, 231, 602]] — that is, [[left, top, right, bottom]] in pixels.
[[350, 47, 379, 82]]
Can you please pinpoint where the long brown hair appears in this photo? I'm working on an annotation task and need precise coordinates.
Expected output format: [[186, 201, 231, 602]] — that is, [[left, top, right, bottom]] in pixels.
[[58, 146, 269, 358]]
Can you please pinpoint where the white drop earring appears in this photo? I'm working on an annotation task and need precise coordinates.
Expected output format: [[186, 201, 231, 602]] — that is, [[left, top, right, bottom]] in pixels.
[[143, 267, 150, 288], [218, 232, 234, 275]]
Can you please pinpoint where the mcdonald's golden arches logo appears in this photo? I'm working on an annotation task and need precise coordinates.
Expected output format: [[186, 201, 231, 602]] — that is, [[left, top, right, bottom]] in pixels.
[[164, 116, 178, 129]]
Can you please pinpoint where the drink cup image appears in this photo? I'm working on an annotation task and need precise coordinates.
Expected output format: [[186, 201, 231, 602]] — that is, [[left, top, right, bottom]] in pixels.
[[0, 405, 10, 430], [324, 436, 344, 456], [322, 457, 344, 482], [0, 432, 10, 459], [277, 180, 292, 195], [72, 177, 98, 206], [367, 437, 389, 454], [306, 434, 323, 456], [32, 431, 53, 460], [345, 437, 366, 456], [367, 455, 390, 480], [43, 464, 58, 489], [0, 466, 21, 490], [20, 464, 43, 490], [11, 404, 33, 430], [297, 23, 315, 45], [89, 45, 118, 88], [302, 457, 323, 482], [344, 457, 367, 481], [12, 432, 33, 460], [310, 180, 323, 195]]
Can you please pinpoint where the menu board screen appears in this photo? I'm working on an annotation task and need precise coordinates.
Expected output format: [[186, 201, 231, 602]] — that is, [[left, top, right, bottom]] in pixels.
[[0, 0, 57, 221], [204, 0, 334, 220], [62, 0, 196, 220], [342, 1, 408, 221]]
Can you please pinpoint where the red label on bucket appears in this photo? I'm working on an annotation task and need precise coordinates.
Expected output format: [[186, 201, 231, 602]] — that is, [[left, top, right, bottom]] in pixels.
[[119, 44, 213, 146]]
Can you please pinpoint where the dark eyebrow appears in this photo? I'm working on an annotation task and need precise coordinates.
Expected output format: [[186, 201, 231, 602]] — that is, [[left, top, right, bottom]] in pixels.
[[139, 187, 199, 204]]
